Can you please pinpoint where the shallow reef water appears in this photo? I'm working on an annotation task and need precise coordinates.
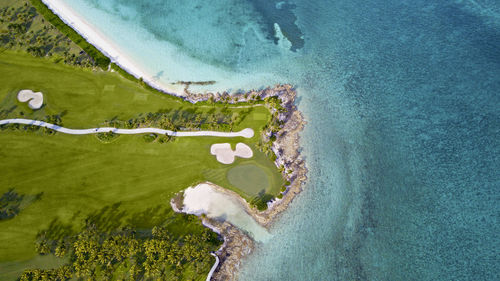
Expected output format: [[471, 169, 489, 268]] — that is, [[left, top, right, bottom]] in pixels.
[[62, 0, 499, 279]]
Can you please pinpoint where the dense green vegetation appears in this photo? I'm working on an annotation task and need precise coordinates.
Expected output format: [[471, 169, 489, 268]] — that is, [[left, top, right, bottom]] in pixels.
[[0, 51, 282, 279], [96, 131, 119, 143], [102, 107, 247, 132], [22, 210, 219, 280], [0, 0, 98, 67], [27, 0, 110, 68]]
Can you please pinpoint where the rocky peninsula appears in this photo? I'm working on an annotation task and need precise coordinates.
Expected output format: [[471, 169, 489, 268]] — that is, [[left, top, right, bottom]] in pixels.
[[172, 84, 307, 280]]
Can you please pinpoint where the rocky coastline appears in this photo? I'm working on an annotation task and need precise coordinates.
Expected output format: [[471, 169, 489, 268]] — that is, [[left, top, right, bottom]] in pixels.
[[171, 84, 307, 280]]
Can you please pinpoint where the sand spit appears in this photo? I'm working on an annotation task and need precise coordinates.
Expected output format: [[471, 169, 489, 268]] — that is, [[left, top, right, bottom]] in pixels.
[[210, 143, 253, 164], [17, 90, 43, 109], [181, 183, 270, 242]]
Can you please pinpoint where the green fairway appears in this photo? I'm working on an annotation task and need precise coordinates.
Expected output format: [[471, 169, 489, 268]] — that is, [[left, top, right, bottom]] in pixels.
[[0, 51, 282, 279]]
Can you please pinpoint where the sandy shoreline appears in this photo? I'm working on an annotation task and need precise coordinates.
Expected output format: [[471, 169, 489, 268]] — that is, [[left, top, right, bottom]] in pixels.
[[41, 0, 184, 96]]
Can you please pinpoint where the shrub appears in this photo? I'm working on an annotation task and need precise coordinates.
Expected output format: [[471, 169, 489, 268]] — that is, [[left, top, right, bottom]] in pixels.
[[143, 133, 157, 143], [96, 131, 119, 143]]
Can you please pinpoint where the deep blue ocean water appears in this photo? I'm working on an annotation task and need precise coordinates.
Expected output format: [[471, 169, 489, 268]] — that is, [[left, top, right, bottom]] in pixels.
[[61, 0, 499, 279]]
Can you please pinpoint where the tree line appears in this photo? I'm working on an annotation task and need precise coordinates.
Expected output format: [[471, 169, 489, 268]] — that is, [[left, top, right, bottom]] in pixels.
[[104, 108, 252, 136], [27, 0, 110, 68], [0, 114, 63, 135], [22, 213, 220, 280], [0, 1, 101, 68]]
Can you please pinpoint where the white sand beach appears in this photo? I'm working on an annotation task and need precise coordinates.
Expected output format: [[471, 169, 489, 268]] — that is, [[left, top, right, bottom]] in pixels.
[[41, 0, 184, 95], [182, 183, 270, 242]]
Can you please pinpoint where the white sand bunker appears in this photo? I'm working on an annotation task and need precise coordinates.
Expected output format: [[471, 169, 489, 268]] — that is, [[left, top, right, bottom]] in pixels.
[[17, 90, 43, 109], [210, 143, 253, 164]]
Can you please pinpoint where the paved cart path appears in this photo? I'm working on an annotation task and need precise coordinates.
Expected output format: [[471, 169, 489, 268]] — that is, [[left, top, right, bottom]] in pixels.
[[0, 118, 254, 138]]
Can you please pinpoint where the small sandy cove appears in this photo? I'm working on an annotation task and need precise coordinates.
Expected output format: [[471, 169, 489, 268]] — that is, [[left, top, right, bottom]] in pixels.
[[181, 183, 270, 242], [17, 90, 43, 109], [210, 143, 253, 164]]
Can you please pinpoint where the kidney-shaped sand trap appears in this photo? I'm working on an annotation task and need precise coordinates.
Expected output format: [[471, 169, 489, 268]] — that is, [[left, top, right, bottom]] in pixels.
[[210, 143, 253, 164], [17, 89, 43, 109]]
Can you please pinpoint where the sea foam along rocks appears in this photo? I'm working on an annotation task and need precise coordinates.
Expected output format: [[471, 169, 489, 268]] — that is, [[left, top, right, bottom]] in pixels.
[[210, 143, 253, 164], [17, 90, 43, 109]]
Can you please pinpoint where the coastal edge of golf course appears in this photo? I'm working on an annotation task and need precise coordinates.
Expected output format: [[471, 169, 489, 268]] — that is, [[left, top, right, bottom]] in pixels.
[[0, 50, 284, 280]]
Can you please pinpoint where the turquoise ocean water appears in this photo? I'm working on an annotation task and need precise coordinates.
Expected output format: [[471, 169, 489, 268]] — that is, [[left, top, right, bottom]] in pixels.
[[60, 0, 499, 279]]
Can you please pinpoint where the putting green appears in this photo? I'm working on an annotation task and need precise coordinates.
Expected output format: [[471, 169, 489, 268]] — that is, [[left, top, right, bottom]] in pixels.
[[227, 164, 270, 197]]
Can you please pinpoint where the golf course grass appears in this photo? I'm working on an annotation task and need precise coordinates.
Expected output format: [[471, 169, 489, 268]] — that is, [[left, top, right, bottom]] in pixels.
[[0, 51, 283, 279], [227, 164, 271, 197]]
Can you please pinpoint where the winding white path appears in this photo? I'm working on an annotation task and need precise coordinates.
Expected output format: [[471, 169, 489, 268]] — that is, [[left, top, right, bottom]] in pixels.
[[0, 118, 254, 138], [206, 253, 220, 281]]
